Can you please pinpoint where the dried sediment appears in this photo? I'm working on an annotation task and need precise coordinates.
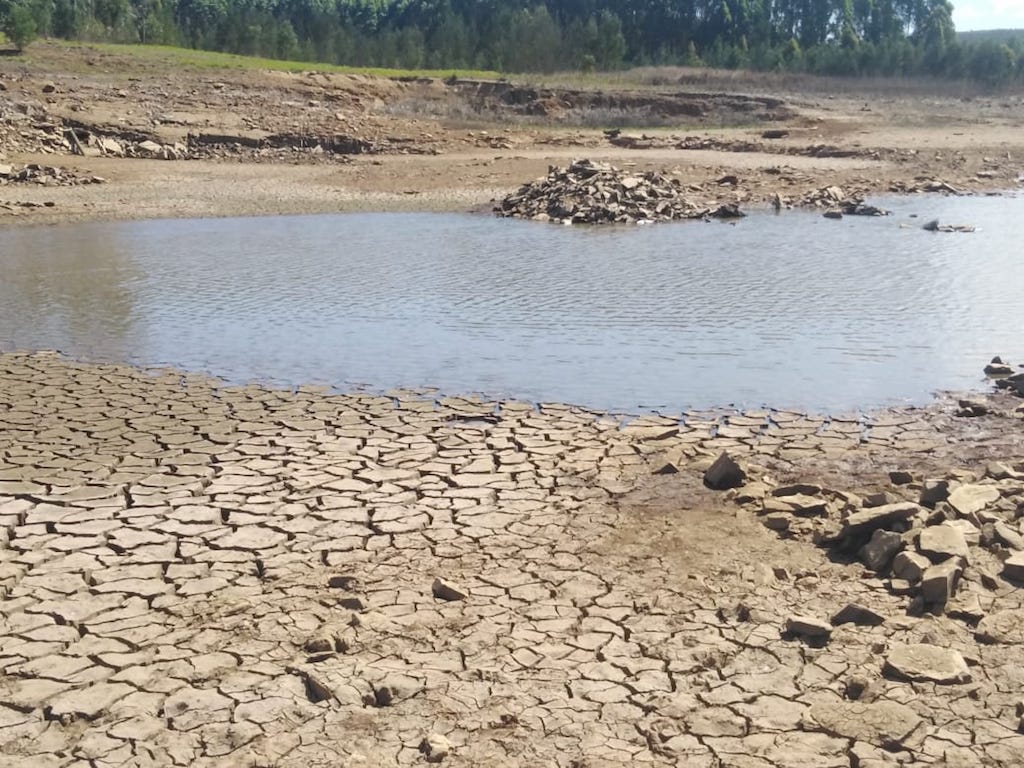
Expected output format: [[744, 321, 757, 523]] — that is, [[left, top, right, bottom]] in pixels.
[[496, 159, 744, 224], [2, 351, 1024, 766]]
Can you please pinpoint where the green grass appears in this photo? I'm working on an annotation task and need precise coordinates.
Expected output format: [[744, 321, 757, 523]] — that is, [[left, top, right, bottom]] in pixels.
[[57, 40, 500, 80]]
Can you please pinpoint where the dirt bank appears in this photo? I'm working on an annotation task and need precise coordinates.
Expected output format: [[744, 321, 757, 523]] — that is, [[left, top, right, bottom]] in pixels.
[[2, 42, 1024, 225], [0, 351, 1023, 767]]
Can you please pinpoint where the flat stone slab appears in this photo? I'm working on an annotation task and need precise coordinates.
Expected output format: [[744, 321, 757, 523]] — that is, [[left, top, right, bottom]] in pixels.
[[975, 610, 1024, 645], [884, 643, 971, 684], [947, 484, 1000, 516], [809, 700, 923, 749], [918, 523, 969, 562]]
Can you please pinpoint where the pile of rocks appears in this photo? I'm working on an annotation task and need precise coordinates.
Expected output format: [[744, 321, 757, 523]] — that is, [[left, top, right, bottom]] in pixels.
[[714, 454, 1024, 620], [0, 163, 105, 186], [0, 97, 74, 155], [496, 159, 744, 224], [798, 185, 890, 217], [986, 356, 1024, 396]]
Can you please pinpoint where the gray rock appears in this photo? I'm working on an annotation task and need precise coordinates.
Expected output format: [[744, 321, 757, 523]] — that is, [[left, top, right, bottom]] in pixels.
[[1003, 552, 1024, 582], [948, 484, 1000, 517], [703, 452, 746, 490], [843, 502, 921, 538], [921, 559, 962, 605], [975, 610, 1024, 645], [994, 521, 1024, 550], [431, 578, 467, 602], [889, 470, 914, 486], [892, 551, 931, 582], [419, 733, 453, 763], [859, 529, 904, 572], [918, 523, 970, 563], [785, 615, 832, 641], [919, 479, 950, 508], [883, 643, 971, 684], [831, 603, 885, 627]]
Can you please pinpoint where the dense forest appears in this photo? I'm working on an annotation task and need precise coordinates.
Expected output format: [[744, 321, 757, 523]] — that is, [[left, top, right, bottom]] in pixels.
[[2, 0, 1022, 84]]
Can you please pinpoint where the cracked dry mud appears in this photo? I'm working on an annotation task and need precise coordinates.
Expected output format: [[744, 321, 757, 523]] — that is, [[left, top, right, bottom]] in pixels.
[[1, 351, 1023, 767]]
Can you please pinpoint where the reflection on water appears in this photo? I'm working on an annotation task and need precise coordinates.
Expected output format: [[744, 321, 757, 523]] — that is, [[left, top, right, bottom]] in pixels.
[[1, 195, 1022, 413]]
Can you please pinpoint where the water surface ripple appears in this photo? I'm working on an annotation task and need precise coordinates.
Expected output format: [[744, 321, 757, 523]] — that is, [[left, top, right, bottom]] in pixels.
[[1, 195, 1022, 412]]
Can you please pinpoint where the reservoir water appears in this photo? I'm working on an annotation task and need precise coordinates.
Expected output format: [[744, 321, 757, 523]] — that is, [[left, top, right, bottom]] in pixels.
[[1, 195, 1022, 413]]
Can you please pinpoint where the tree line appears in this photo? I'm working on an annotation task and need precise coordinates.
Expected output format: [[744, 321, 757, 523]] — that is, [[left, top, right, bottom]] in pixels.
[[2, 0, 1023, 84]]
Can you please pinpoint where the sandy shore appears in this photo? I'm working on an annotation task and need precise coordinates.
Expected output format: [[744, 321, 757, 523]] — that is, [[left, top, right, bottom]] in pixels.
[[1, 351, 1023, 766]]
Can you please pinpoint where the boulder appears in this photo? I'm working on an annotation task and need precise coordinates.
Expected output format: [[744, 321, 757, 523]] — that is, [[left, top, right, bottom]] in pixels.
[[975, 610, 1024, 645], [859, 529, 904, 572], [892, 551, 931, 582], [917, 523, 970, 563], [948, 485, 1000, 517], [920, 559, 962, 605], [919, 479, 950, 508], [831, 603, 885, 627], [1003, 552, 1024, 582], [704, 452, 746, 491], [883, 644, 971, 684]]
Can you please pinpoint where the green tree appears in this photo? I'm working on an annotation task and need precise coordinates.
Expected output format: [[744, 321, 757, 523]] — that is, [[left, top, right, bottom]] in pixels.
[[2, 2, 37, 49]]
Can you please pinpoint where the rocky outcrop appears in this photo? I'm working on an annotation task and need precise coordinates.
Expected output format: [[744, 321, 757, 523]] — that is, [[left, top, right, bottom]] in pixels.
[[496, 159, 745, 224]]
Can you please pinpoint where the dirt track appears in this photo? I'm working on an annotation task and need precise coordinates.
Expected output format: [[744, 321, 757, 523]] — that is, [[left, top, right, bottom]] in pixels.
[[3, 42, 1024, 224]]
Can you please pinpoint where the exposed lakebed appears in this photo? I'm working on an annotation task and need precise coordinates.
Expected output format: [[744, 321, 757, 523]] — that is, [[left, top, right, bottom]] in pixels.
[[1, 194, 1021, 412]]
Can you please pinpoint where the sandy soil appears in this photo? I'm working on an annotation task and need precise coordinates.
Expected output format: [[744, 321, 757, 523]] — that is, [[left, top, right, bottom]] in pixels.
[[2, 43, 1024, 225]]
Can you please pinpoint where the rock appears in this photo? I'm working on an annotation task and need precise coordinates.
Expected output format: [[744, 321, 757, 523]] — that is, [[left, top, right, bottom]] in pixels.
[[831, 603, 885, 627], [923, 218, 940, 231], [975, 610, 1024, 645], [889, 470, 914, 486], [137, 140, 164, 156], [984, 357, 1014, 376], [892, 551, 931, 582], [993, 521, 1024, 550], [42, 82, 57, 94], [1002, 552, 1024, 582], [948, 484, 1000, 516], [785, 615, 832, 642], [823, 210, 844, 219], [986, 461, 1019, 481], [419, 733, 453, 763], [957, 398, 990, 417], [842, 502, 920, 538], [919, 480, 950, 508], [431, 578, 467, 602], [884, 643, 971, 684], [703, 452, 745, 490], [809, 700, 923, 750], [97, 137, 125, 157], [844, 675, 872, 701], [859, 529, 904, 571], [918, 523, 969, 563], [921, 559, 963, 605]]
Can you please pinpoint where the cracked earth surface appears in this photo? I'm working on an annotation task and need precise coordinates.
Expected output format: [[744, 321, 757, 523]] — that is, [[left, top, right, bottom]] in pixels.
[[1, 351, 1023, 767]]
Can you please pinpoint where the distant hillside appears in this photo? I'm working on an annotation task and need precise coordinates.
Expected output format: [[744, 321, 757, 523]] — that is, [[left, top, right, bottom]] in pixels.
[[958, 29, 1024, 44]]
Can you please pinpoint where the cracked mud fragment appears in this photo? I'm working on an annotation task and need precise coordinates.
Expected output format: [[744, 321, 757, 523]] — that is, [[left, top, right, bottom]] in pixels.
[[1, 351, 1023, 766]]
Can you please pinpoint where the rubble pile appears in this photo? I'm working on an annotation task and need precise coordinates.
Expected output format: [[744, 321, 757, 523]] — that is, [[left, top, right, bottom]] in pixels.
[[0, 163, 106, 186], [796, 185, 890, 217], [496, 159, 744, 224]]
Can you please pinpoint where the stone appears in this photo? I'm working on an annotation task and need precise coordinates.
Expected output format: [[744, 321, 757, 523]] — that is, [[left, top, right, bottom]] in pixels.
[[419, 733, 453, 763], [919, 480, 950, 508], [431, 578, 467, 602], [948, 484, 1000, 517], [975, 610, 1024, 645], [809, 700, 923, 749], [831, 603, 885, 627], [842, 502, 920, 538], [918, 523, 969, 562], [889, 470, 914, 485], [1003, 552, 1024, 582], [993, 521, 1024, 550], [921, 559, 963, 605], [785, 615, 832, 641], [137, 140, 164, 155], [859, 529, 904, 571], [884, 644, 971, 684], [892, 551, 931, 582], [703, 452, 746, 490], [984, 357, 1014, 375]]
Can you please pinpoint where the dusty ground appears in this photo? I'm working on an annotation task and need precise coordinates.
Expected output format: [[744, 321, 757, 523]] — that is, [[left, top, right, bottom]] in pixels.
[[2, 42, 1024, 224], [1, 352, 1023, 768]]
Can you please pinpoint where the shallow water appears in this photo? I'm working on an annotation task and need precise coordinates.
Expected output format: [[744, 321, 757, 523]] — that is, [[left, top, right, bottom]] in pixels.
[[1, 195, 1022, 413]]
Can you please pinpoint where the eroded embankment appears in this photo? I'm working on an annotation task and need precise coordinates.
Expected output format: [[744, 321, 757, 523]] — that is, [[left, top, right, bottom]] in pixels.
[[0, 352, 1023, 767]]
